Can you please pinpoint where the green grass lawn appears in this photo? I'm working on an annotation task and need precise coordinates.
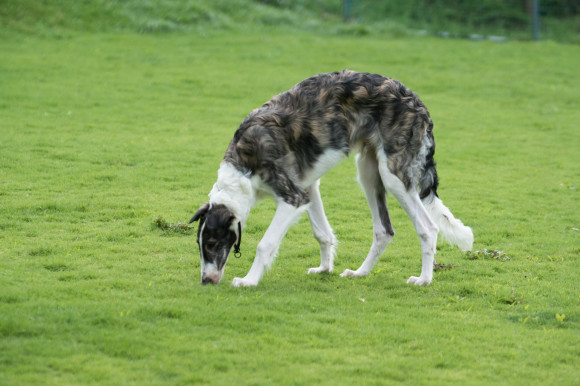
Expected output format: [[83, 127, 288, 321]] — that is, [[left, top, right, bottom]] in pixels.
[[1, 27, 579, 384]]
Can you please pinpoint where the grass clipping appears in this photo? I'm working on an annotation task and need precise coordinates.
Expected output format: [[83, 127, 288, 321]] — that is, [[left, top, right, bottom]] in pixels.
[[467, 249, 511, 261], [152, 216, 193, 235]]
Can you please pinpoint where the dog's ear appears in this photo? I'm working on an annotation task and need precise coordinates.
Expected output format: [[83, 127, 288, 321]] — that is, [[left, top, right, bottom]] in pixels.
[[189, 203, 210, 224]]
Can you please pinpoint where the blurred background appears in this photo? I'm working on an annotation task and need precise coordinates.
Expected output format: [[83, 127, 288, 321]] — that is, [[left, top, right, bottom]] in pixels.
[[1, 0, 579, 43]]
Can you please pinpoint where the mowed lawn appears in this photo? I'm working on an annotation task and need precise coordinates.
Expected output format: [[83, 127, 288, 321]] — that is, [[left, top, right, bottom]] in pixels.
[[1, 30, 579, 384]]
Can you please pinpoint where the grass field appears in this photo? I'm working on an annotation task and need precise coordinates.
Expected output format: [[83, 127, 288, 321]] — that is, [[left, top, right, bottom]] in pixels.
[[1, 13, 579, 386]]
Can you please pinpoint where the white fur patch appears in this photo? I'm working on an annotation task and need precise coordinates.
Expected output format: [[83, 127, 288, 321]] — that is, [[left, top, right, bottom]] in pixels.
[[299, 149, 346, 189], [198, 220, 206, 264], [209, 162, 255, 225]]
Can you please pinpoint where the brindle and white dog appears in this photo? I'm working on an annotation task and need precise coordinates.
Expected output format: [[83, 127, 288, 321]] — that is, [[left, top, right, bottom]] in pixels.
[[190, 70, 473, 287]]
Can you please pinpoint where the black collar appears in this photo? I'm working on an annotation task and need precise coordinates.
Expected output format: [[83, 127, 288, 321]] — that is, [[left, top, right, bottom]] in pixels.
[[233, 221, 242, 258]]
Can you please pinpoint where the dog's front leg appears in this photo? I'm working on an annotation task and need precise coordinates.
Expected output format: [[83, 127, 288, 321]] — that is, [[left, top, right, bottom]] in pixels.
[[232, 201, 309, 287]]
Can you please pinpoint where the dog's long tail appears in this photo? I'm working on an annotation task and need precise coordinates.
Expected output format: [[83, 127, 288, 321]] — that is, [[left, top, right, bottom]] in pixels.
[[418, 131, 474, 252]]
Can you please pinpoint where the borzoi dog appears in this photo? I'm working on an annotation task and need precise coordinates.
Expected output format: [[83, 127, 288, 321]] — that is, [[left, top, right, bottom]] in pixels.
[[190, 70, 473, 287]]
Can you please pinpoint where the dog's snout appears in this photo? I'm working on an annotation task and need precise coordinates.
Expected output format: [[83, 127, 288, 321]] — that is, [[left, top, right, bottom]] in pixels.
[[200, 262, 223, 285], [202, 276, 219, 285]]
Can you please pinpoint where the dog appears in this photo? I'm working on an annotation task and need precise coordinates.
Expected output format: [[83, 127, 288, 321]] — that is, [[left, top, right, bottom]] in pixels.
[[190, 70, 473, 286]]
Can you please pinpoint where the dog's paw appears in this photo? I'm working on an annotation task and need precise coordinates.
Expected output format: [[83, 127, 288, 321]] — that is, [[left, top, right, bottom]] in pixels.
[[232, 277, 258, 287], [406, 275, 432, 286], [339, 269, 368, 278], [307, 266, 332, 274]]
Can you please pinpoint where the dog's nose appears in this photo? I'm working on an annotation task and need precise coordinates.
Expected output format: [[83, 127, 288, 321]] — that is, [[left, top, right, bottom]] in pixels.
[[202, 276, 217, 285]]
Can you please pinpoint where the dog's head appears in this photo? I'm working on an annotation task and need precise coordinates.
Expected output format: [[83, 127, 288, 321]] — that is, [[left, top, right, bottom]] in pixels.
[[189, 203, 241, 284]]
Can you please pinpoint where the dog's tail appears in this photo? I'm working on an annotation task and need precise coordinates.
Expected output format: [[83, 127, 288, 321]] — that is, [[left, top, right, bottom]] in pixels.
[[418, 130, 474, 252], [423, 194, 474, 251]]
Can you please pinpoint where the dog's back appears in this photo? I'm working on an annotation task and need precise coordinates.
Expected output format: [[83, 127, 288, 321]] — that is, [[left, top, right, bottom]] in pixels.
[[225, 70, 434, 196]]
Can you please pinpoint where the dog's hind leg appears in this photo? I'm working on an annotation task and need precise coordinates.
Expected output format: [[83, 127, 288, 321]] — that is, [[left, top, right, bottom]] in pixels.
[[376, 154, 439, 286], [340, 152, 395, 278], [232, 201, 309, 287], [306, 180, 337, 274]]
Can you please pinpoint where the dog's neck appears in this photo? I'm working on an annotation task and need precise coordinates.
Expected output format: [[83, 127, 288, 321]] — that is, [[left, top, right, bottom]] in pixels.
[[208, 162, 255, 226]]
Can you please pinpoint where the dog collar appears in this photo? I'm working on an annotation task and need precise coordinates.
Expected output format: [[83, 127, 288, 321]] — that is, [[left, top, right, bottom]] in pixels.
[[233, 221, 242, 258]]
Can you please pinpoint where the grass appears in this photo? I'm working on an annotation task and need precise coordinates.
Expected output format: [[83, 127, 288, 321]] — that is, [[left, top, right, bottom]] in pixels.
[[1, 12, 579, 386]]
